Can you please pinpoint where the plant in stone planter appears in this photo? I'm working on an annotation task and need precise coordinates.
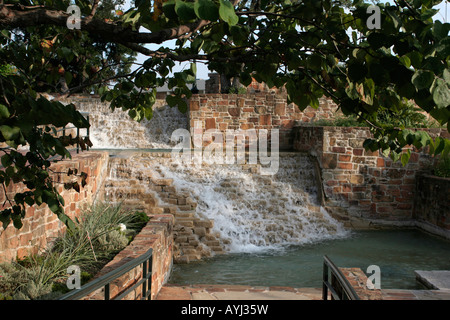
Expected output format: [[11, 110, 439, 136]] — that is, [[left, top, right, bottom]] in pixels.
[[0, 203, 148, 299], [434, 156, 450, 178]]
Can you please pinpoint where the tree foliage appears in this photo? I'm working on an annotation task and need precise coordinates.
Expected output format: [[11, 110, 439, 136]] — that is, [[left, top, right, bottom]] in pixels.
[[0, 0, 449, 229]]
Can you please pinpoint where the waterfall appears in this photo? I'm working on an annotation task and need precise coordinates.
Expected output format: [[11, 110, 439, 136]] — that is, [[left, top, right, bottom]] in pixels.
[[76, 99, 188, 149], [155, 153, 350, 253], [69, 97, 350, 255]]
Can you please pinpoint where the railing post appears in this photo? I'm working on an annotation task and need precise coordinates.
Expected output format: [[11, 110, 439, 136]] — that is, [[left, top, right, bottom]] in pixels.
[[76, 127, 80, 154], [322, 261, 328, 300], [142, 261, 147, 299], [105, 283, 110, 300], [86, 114, 90, 151], [148, 256, 152, 300]]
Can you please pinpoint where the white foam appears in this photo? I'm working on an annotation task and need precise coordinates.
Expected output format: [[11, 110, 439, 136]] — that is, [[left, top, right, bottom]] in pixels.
[[77, 101, 188, 149], [156, 155, 350, 253]]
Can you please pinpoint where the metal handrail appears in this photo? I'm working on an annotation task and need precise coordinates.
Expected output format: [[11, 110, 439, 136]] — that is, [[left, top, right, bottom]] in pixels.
[[58, 248, 153, 300], [322, 255, 360, 300]]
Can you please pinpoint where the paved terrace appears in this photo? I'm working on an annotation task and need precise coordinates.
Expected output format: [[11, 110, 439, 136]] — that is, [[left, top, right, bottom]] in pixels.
[[156, 271, 450, 300], [156, 284, 450, 300]]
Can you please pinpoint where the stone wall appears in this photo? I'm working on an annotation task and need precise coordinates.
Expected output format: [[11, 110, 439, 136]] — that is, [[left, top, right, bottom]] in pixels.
[[85, 214, 174, 300], [0, 151, 109, 263], [188, 93, 339, 150], [293, 126, 449, 229], [413, 174, 450, 236]]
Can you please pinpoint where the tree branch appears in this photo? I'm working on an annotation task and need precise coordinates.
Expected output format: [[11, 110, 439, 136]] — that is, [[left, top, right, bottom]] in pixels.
[[88, 0, 100, 19], [0, 5, 211, 45]]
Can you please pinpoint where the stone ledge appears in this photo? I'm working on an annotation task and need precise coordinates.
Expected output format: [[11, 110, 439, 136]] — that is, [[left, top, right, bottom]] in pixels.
[[85, 214, 174, 300], [339, 267, 383, 300], [415, 270, 450, 290]]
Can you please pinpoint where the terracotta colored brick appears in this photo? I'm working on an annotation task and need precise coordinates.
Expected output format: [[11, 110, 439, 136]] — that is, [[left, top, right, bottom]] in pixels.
[[332, 146, 346, 153], [339, 154, 352, 162], [205, 118, 216, 130], [275, 103, 286, 115], [259, 114, 272, 126], [338, 162, 353, 170]]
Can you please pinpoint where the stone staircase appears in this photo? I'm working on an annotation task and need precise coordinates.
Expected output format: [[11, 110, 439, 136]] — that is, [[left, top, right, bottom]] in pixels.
[[104, 154, 224, 264]]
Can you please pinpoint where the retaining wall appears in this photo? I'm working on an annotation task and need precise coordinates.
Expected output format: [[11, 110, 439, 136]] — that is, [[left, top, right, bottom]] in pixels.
[[0, 151, 109, 263], [293, 126, 449, 233], [85, 214, 174, 300], [188, 93, 340, 150], [413, 174, 450, 236]]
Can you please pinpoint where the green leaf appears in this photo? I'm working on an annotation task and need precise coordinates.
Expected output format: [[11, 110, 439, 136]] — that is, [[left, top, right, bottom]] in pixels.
[[398, 56, 411, 68], [405, 51, 423, 68], [411, 70, 434, 91], [444, 69, 450, 84], [432, 78, 450, 109], [64, 71, 73, 85], [0, 104, 10, 119], [57, 212, 75, 231], [12, 211, 23, 229], [432, 20, 449, 40], [345, 82, 359, 100], [1, 153, 12, 167], [0, 125, 20, 141], [219, 0, 239, 26], [175, 0, 197, 20], [401, 150, 411, 167], [367, 32, 386, 50], [163, 0, 178, 19], [420, 8, 437, 21], [413, 131, 431, 149], [0, 208, 11, 229], [239, 72, 252, 87], [194, 0, 219, 21], [348, 62, 367, 82]]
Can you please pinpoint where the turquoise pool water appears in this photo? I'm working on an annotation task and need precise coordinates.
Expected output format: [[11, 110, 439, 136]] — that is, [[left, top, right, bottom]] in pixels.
[[168, 229, 450, 290]]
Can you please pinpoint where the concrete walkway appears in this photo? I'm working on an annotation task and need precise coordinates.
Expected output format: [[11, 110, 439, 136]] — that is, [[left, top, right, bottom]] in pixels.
[[156, 284, 323, 300], [156, 270, 450, 300], [156, 283, 450, 300]]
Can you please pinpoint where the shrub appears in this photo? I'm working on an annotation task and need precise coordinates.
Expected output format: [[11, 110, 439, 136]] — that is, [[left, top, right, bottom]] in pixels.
[[434, 156, 450, 178], [0, 203, 148, 300]]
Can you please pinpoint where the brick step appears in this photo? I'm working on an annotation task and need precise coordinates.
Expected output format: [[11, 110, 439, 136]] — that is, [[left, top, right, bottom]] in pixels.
[[177, 204, 194, 211], [194, 219, 214, 228], [174, 210, 196, 218], [186, 254, 202, 261], [209, 246, 224, 253], [159, 197, 178, 205], [175, 218, 200, 228], [147, 207, 165, 214], [151, 178, 173, 187], [204, 240, 221, 247]]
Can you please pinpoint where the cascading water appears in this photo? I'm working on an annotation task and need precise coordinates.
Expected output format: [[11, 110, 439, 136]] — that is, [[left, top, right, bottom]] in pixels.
[[72, 97, 350, 255], [76, 100, 188, 149], [155, 154, 350, 253]]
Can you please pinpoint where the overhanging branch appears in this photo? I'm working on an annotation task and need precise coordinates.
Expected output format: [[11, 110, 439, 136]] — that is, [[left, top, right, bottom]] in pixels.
[[0, 5, 211, 45]]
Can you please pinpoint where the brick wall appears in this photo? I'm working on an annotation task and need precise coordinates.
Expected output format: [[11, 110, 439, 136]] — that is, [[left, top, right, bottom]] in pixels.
[[293, 126, 449, 226], [0, 151, 109, 263], [85, 214, 174, 300], [188, 93, 339, 150], [414, 174, 450, 234]]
